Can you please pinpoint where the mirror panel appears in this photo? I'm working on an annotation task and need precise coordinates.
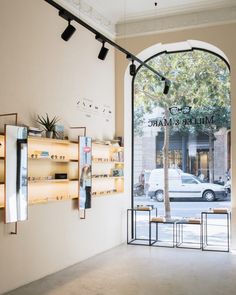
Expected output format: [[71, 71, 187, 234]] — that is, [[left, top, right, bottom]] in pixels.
[[5, 125, 28, 223], [79, 136, 92, 210]]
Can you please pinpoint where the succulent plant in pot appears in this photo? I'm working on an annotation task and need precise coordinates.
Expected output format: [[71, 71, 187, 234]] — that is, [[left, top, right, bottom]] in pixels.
[[36, 113, 59, 138]]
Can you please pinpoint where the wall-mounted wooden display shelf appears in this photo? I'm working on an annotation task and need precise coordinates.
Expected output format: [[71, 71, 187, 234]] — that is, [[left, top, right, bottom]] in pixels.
[[0, 135, 124, 207], [29, 179, 70, 184], [92, 191, 123, 197], [92, 142, 124, 197], [30, 194, 78, 205], [92, 176, 124, 179], [92, 160, 124, 164], [28, 136, 70, 145], [28, 157, 69, 163]]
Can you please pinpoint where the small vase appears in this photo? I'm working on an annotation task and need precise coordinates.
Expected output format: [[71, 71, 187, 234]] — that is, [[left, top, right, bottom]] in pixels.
[[45, 131, 53, 138]]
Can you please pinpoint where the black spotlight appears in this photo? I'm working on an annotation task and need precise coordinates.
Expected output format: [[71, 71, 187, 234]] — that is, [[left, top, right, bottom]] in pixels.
[[163, 79, 171, 95], [61, 21, 76, 41], [98, 41, 109, 60], [130, 60, 136, 76]]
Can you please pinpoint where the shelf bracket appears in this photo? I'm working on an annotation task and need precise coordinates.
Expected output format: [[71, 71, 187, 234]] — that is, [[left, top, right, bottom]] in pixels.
[[10, 222, 18, 235], [80, 209, 86, 219]]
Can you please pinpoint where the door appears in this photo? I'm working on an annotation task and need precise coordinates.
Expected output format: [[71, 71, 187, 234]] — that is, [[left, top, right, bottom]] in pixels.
[[176, 175, 202, 198]]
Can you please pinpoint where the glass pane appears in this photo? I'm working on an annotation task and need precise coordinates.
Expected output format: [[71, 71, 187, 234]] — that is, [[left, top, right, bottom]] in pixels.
[[133, 49, 231, 219]]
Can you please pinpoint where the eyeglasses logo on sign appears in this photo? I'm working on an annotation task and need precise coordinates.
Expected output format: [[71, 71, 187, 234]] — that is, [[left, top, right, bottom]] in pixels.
[[169, 106, 191, 115], [148, 105, 214, 127]]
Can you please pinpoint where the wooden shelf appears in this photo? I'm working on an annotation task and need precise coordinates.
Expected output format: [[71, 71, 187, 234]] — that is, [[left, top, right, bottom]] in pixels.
[[29, 179, 70, 184], [92, 176, 124, 179], [28, 157, 69, 163], [92, 191, 123, 197], [30, 195, 78, 205], [28, 136, 70, 145], [111, 146, 124, 151], [29, 179, 79, 183], [28, 157, 78, 163], [0, 157, 4, 160], [92, 141, 111, 146], [0, 195, 79, 208], [92, 160, 124, 164], [0, 178, 78, 185]]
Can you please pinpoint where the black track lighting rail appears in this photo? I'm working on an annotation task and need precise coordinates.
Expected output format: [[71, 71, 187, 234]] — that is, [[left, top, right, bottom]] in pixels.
[[44, 0, 170, 88]]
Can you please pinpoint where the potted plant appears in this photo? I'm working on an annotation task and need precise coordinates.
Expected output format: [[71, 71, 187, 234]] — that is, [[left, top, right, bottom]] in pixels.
[[36, 113, 59, 138]]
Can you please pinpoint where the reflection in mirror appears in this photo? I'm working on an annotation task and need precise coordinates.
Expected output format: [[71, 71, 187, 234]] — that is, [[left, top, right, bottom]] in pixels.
[[5, 125, 28, 223], [79, 136, 92, 210]]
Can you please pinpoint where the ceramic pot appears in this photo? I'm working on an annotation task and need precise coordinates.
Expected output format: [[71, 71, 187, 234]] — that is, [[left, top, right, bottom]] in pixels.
[[45, 131, 53, 138]]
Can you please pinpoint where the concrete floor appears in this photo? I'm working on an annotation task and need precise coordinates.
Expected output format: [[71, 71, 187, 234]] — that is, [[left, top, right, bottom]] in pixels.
[[5, 244, 236, 295]]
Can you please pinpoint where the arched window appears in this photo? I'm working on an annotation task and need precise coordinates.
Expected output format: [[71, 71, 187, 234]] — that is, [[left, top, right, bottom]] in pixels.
[[132, 44, 230, 218]]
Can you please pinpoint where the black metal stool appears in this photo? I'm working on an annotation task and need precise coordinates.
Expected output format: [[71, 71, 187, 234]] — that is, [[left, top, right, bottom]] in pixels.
[[127, 206, 157, 246], [201, 210, 230, 252], [150, 218, 176, 248], [176, 219, 202, 249]]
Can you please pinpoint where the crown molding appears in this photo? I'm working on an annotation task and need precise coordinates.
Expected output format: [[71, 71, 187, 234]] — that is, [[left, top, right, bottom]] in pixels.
[[54, 1, 236, 39], [116, 6, 236, 38], [117, 0, 236, 23], [56, 0, 116, 39]]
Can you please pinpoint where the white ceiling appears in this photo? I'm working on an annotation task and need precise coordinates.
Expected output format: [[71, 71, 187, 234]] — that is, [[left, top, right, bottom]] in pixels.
[[84, 0, 236, 23], [59, 0, 236, 37]]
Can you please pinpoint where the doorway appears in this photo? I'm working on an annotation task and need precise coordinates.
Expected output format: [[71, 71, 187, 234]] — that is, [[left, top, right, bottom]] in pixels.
[[132, 42, 231, 247]]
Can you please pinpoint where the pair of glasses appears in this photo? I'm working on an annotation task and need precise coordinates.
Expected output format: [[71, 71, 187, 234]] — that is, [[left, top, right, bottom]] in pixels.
[[31, 154, 38, 158], [169, 106, 191, 115]]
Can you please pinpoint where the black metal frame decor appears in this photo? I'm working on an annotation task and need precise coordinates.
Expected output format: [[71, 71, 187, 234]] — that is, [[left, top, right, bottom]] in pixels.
[[149, 219, 176, 248], [176, 220, 202, 250], [127, 207, 157, 246], [201, 211, 231, 252]]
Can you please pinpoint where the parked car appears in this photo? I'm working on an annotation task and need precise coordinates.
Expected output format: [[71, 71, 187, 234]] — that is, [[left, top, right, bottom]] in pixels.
[[148, 168, 227, 202]]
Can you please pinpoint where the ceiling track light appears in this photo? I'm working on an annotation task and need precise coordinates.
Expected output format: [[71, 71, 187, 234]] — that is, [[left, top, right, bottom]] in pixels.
[[129, 60, 136, 77], [45, 0, 171, 94], [61, 20, 76, 41], [98, 41, 109, 60]]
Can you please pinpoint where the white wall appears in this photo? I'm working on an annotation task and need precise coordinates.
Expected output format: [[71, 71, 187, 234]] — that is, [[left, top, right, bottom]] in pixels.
[[0, 0, 115, 139], [0, 1, 128, 293]]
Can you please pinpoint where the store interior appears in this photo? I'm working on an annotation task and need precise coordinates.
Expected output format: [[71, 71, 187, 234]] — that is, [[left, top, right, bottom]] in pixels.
[[0, 0, 236, 294]]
